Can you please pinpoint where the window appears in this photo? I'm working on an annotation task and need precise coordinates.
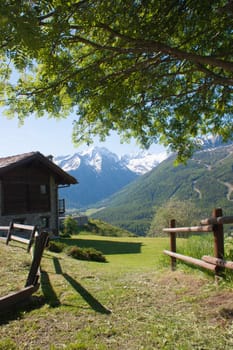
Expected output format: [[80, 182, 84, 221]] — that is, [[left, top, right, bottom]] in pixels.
[[40, 216, 50, 228], [40, 185, 48, 195]]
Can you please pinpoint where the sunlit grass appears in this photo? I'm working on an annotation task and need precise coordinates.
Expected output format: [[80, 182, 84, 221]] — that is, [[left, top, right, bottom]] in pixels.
[[1, 234, 233, 349]]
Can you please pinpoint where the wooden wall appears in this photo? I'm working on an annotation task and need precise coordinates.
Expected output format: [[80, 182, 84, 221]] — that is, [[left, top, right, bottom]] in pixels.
[[1, 162, 51, 215]]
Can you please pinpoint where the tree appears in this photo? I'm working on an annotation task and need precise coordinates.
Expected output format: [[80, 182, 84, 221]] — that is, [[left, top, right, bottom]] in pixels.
[[0, 1, 233, 161], [148, 199, 200, 237], [63, 216, 79, 236]]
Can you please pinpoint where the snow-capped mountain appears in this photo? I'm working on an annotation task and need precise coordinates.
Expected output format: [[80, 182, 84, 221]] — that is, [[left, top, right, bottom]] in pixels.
[[55, 147, 166, 175], [196, 135, 233, 150], [55, 147, 166, 208], [121, 150, 167, 175], [55, 147, 117, 172]]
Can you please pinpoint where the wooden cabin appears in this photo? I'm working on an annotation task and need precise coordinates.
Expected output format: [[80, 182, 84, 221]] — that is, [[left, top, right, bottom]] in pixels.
[[0, 152, 77, 234]]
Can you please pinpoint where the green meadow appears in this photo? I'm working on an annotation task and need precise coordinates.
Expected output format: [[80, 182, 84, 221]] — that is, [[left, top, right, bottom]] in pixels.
[[1, 234, 233, 350]]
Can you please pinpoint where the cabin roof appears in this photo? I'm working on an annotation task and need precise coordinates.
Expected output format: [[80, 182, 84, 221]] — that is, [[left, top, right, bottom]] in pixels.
[[0, 152, 78, 185]]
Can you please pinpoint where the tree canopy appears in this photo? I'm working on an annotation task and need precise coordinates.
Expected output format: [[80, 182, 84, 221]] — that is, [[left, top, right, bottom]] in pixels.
[[148, 199, 201, 237], [1, 1, 233, 160]]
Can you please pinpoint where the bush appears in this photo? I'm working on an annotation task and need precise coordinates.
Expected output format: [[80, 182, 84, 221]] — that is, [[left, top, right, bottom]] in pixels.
[[67, 246, 107, 262], [47, 240, 65, 253], [63, 216, 79, 236], [59, 231, 71, 238], [84, 247, 107, 262], [148, 199, 201, 237]]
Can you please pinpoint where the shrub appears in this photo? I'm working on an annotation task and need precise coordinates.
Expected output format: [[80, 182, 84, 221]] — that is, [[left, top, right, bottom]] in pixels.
[[84, 247, 107, 262], [67, 246, 107, 262], [47, 240, 65, 253], [148, 199, 201, 237], [63, 216, 79, 236], [59, 231, 71, 238]]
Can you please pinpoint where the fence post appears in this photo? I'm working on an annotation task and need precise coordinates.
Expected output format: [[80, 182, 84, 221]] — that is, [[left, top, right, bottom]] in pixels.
[[6, 221, 14, 245], [169, 219, 176, 271], [27, 225, 38, 253], [212, 208, 224, 275], [25, 231, 49, 287]]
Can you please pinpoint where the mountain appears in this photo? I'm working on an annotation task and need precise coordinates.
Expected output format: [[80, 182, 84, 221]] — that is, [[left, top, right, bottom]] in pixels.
[[197, 135, 233, 150], [92, 143, 233, 235], [121, 150, 167, 175], [55, 147, 163, 208]]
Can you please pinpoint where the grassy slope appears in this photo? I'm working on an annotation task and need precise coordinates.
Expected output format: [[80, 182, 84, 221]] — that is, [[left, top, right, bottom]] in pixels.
[[92, 144, 233, 235], [1, 235, 233, 349]]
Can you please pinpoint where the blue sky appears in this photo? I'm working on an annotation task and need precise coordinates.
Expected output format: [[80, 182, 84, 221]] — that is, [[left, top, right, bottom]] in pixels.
[[0, 112, 166, 158], [0, 68, 166, 158]]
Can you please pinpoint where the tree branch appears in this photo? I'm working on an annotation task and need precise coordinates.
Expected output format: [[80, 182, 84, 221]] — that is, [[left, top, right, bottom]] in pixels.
[[196, 63, 233, 86], [88, 22, 233, 73]]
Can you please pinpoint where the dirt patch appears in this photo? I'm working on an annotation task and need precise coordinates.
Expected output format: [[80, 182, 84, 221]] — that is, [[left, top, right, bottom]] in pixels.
[[199, 291, 233, 325], [155, 270, 233, 327]]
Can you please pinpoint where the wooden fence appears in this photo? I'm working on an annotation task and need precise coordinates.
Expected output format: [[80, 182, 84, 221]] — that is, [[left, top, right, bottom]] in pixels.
[[0, 222, 49, 311], [163, 208, 233, 276]]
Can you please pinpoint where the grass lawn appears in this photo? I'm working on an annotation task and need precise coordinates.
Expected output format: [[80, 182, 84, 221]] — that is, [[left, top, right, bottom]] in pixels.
[[1, 235, 233, 349]]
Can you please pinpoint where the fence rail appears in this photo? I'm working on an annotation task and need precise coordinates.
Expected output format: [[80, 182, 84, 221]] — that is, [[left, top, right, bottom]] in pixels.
[[163, 225, 213, 233], [163, 208, 233, 276], [6, 221, 38, 252], [0, 223, 49, 312]]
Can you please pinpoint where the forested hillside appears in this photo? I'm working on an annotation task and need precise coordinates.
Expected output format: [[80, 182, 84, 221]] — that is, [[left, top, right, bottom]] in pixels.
[[92, 144, 233, 235]]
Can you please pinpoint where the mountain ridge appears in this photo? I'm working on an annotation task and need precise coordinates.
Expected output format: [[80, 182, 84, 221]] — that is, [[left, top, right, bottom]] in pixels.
[[55, 137, 233, 234], [92, 143, 233, 235], [55, 146, 166, 175], [55, 147, 164, 208]]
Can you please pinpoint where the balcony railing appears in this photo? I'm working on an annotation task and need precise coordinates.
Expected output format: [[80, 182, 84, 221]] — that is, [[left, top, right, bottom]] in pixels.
[[58, 199, 65, 215]]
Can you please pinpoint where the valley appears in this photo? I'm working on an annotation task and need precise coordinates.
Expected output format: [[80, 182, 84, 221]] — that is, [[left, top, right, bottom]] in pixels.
[[57, 140, 233, 236]]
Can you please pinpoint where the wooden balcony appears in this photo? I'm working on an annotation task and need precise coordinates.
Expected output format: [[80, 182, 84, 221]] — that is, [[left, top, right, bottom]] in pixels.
[[58, 199, 65, 215]]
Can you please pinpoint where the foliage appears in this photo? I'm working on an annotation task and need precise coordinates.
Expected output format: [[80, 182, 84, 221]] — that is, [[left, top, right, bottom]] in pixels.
[[63, 216, 79, 237], [94, 144, 233, 235], [67, 246, 107, 263], [148, 199, 201, 237], [67, 218, 134, 237], [84, 219, 135, 237], [1, 1, 233, 161], [47, 240, 65, 253]]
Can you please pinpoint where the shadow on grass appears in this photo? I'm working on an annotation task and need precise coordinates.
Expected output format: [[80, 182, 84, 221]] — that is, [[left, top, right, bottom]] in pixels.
[[63, 273, 111, 314], [0, 295, 46, 325], [53, 256, 63, 274], [52, 257, 111, 314], [60, 238, 142, 255], [40, 270, 61, 307], [0, 253, 111, 324]]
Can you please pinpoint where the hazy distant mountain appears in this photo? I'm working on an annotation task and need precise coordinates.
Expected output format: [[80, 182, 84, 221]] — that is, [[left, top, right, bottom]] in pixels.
[[55, 147, 165, 208], [196, 135, 233, 150]]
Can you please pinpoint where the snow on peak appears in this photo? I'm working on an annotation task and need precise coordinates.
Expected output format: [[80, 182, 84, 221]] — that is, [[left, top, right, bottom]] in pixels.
[[121, 150, 167, 175], [88, 151, 102, 173], [55, 153, 81, 172], [55, 147, 168, 175], [80, 147, 119, 172]]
